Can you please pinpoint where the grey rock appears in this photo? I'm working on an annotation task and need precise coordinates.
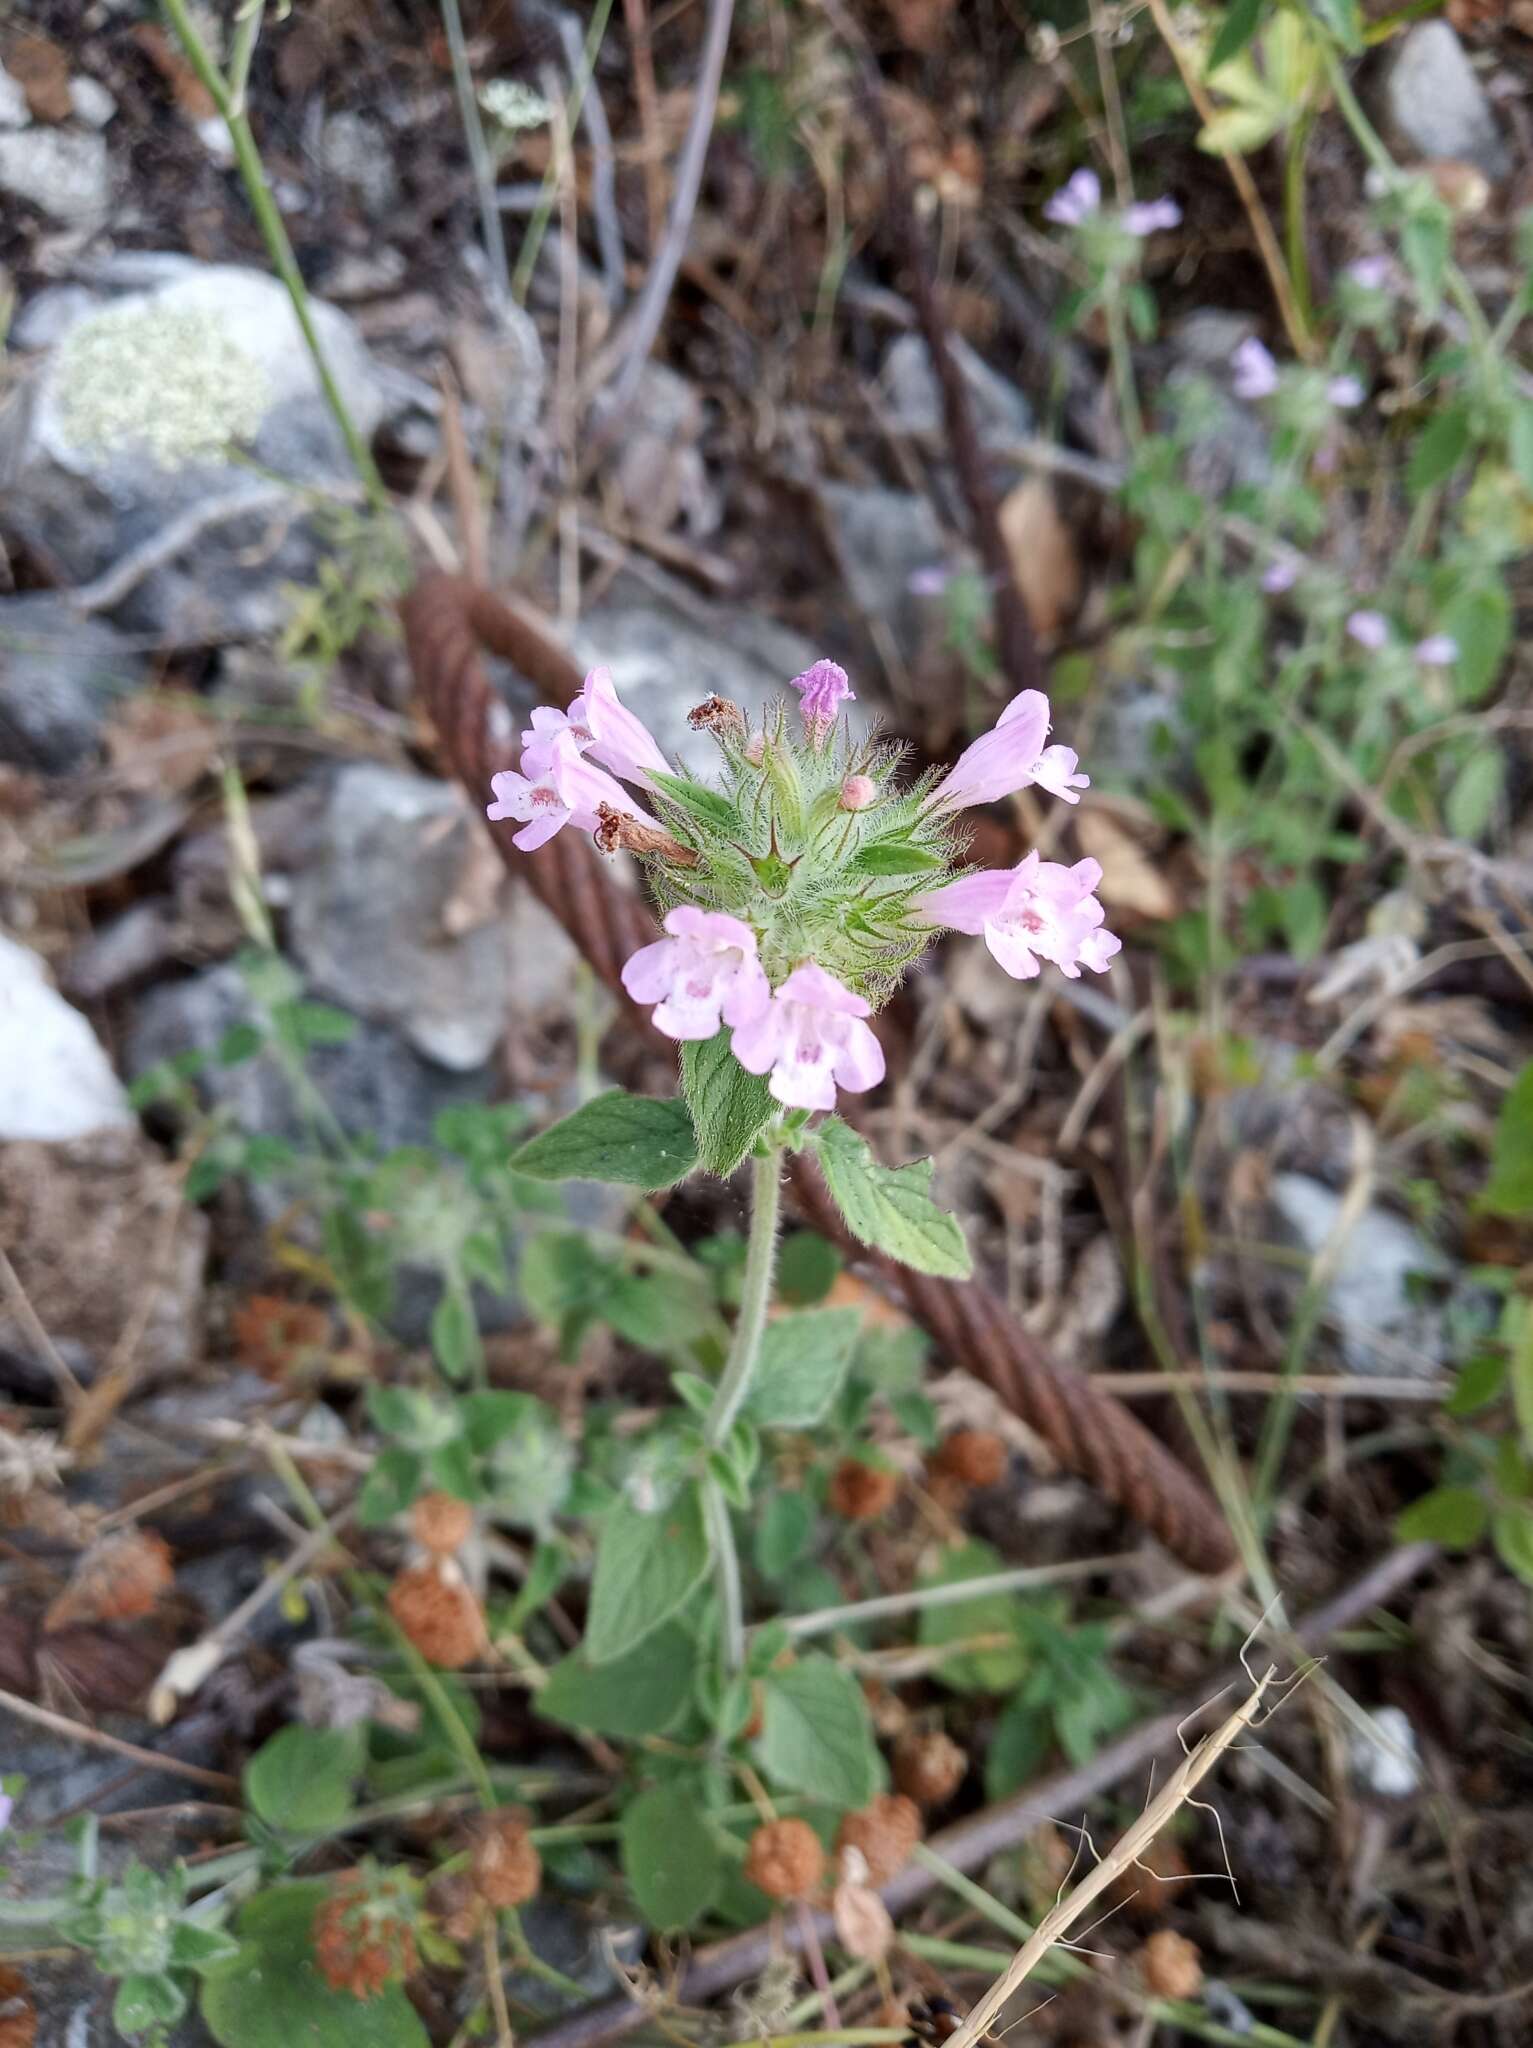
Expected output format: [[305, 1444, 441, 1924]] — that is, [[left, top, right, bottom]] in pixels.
[[127, 962, 496, 1159], [0, 257, 388, 644], [289, 765, 514, 1071], [319, 109, 400, 219], [0, 128, 109, 225], [879, 331, 1033, 449], [816, 480, 946, 662], [568, 567, 822, 770], [508, 1898, 645, 2013], [0, 60, 28, 127], [0, 935, 134, 1140], [1269, 1172, 1450, 1374], [0, 592, 147, 772], [1382, 22, 1508, 180], [69, 75, 117, 128]]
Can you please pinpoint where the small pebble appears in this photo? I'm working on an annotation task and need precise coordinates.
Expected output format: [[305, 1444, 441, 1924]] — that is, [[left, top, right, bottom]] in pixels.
[[1347, 1705, 1421, 1799]]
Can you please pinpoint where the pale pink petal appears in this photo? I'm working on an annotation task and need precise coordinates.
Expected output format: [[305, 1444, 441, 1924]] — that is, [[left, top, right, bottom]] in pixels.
[[487, 770, 534, 823], [511, 809, 569, 852], [912, 869, 1017, 934], [984, 922, 1043, 979], [928, 690, 1053, 814], [829, 1017, 886, 1094], [729, 1004, 783, 1076], [581, 666, 671, 783], [620, 938, 678, 1006], [1078, 928, 1122, 972], [774, 962, 871, 1017], [1027, 745, 1089, 804], [653, 988, 732, 1040], [665, 906, 759, 953], [719, 956, 772, 1029]]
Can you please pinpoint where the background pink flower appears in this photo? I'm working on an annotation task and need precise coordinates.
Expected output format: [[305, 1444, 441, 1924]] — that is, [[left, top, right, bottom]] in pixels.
[[621, 908, 769, 1041], [730, 962, 885, 1111]]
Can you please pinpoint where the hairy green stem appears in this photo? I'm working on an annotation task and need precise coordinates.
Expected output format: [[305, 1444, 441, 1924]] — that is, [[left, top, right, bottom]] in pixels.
[[705, 1150, 782, 1450], [158, 0, 389, 507]]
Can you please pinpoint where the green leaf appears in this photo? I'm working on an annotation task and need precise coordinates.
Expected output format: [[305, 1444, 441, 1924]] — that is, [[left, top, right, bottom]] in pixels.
[[1445, 1350, 1507, 1417], [170, 1921, 242, 1971], [1441, 576, 1510, 703], [681, 1032, 777, 1180], [647, 769, 742, 837], [620, 1781, 727, 1928], [917, 1541, 1029, 1693], [538, 1622, 697, 1737], [1395, 1484, 1489, 1549], [755, 1491, 814, 1578], [1308, 0, 1361, 51], [430, 1289, 478, 1382], [281, 1000, 358, 1050], [1197, 104, 1282, 155], [115, 1973, 187, 2033], [752, 1653, 881, 1807], [586, 1486, 711, 1664], [1481, 1061, 1533, 1217], [983, 1696, 1052, 1801], [1445, 748, 1503, 841], [745, 1309, 861, 1429], [1407, 401, 1472, 495], [357, 1447, 425, 1526], [1510, 1299, 1533, 1453], [777, 1230, 843, 1306], [1401, 204, 1451, 316], [201, 1884, 429, 2048], [815, 1119, 971, 1279], [1492, 1506, 1533, 1585], [511, 1091, 698, 1189], [848, 838, 947, 878], [244, 1725, 366, 1834], [1509, 398, 1533, 495], [1208, 0, 1266, 71]]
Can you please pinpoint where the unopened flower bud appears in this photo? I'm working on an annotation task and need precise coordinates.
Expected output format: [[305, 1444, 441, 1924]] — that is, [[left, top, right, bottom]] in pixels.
[[688, 694, 747, 745], [839, 774, 878, 812], [744, 733, 766, 766], [594, 803, 699, 866]]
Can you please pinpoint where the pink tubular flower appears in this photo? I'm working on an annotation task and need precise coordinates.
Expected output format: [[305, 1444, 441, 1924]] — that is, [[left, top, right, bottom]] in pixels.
[[1232, 337, 1279, 401], [914, 853, 1121, 981], [1347, 609, 1389, 652], [1415, 633, 1458, 667], [792, 659, 855, 738], [730, 963, 885, 1112], [488, 728, 660, 852], [620, 907, 770, 1041], [926, 689, 1088, 814], [1044, 167, 1101, 227], [1123, 195, 1181, 235], [572, 666, 671, 786]]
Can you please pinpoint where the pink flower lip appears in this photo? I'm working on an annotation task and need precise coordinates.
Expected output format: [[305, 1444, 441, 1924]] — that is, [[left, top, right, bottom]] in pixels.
[[1414, 633, 1458, 666], [620, 906, 769, 1042], [1346, 609, 1389, 652], [1123, 195, 1181, 235], [729, 961, 884, 1112], [1044, 167, 1101, 228], [1232, 336, 1279, 401]]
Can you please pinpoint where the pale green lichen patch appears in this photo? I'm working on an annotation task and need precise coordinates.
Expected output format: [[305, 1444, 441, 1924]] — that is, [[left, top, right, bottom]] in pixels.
[[54, 300, 270, 467]]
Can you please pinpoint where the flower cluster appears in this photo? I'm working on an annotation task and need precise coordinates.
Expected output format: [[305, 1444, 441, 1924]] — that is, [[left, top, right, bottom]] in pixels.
[[487, 663, 1117, 1112], [1044, 167, 1180, 237]]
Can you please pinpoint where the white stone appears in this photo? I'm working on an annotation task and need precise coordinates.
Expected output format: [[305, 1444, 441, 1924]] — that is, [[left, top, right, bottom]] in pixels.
[[0, 128, 110, 226], [1382, 23, 1508, 179], [69, 76, 117, 128], [1347, 1705, 1421, 1799], [0, 934, 135, 1140], [1270, 1173, 1449, 1374], [0, 62, 29, 128]]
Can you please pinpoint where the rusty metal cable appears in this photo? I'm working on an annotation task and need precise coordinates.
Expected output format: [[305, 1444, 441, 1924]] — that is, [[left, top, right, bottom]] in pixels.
[[401, 573, 1236, 1574]]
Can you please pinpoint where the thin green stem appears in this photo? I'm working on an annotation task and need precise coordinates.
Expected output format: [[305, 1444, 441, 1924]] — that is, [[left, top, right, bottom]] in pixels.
[[438, 0, 512, 306], [226, 0, 265, 114], [705, 1149, 783, 1450], [509, 0, 618, 303], [158, 0, 389, 508], [704, 1473, 746, 1675], [1104, 286, 1144, 448], [1283, 116, 1316, 335]]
